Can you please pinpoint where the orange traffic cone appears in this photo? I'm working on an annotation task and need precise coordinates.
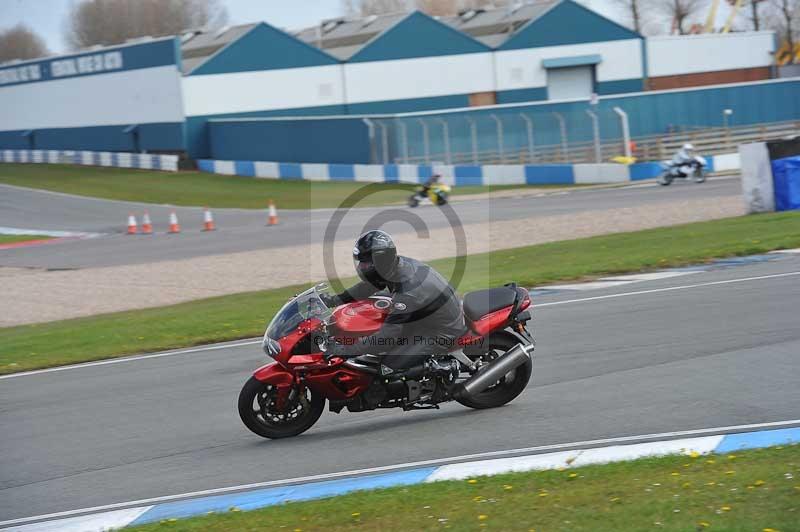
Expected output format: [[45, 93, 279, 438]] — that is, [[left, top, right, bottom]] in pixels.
[[267, 200, 278, 226], [127, 213, 138, 235], [168, 211, 181, 234], [141, 211, 153, 235], [202, 207, 216, 231]]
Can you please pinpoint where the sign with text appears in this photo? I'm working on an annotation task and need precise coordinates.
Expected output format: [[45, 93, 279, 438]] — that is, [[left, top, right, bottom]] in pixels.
[[0, 38, 178, 88]]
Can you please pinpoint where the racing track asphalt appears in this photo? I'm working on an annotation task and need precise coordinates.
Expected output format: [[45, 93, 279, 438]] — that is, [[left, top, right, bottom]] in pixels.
[[1, 253, 798, 522], [0, 177, 741, 269]]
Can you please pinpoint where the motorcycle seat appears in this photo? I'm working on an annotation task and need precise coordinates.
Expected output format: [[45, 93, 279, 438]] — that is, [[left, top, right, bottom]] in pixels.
[[462, 287, 519, 322]]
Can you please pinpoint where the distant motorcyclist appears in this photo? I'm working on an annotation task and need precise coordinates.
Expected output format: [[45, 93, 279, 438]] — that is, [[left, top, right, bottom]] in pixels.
[[321, 230, 464, 373], [421, 174, 442, 194], [659, 143, 706, 186], [671, 143, 695, 166]]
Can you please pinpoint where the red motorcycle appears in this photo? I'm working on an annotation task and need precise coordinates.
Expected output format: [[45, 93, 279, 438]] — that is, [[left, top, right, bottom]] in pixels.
[[238, 283, 534, 439]]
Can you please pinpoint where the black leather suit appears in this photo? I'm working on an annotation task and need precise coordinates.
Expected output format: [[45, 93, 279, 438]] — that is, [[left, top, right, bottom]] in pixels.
[[332, 256, 465, 370]]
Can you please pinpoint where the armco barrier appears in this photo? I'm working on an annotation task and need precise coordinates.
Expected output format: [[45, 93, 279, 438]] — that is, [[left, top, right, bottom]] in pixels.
[[197, 154, 739, 185], [0, 149, 179, 172]]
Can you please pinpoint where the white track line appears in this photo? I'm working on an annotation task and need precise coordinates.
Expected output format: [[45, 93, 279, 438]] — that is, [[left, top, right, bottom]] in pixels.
[[535, 271, 800, 308], [3, 270, 798, 381], [3, 418, 798, 528], [0, 340, 261, 381]]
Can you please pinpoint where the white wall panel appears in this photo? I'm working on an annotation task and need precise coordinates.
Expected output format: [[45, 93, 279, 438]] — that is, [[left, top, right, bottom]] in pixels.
[[647, 32, 775, 77], [301, 163, 330, 181], [495, 39, 643, 91], [0, 65, 183, 131], [344, 53, 494, 104], [183, 65, 345, 117], [483, 165, 526, 185], [573, 163, 629, 184], [254, 161, 280, 178]]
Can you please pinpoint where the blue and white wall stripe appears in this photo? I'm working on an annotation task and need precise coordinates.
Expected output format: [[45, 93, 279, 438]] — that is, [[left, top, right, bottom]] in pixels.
[[7, 423, 797, 532], [0, 149, 179, 172], [196, 153, 739, 185]]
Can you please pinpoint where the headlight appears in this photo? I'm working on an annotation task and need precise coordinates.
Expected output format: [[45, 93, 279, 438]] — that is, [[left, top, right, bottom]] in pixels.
[[262, 337, 281, 357]]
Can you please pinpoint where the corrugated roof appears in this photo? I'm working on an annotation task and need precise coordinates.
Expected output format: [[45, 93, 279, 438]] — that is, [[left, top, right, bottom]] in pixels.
[[292, 1, 560, 56], [180, 23, 256, 73], [444, 1, 558, 40], [294, 12, 408, 60], [177, 1, 564, 72]]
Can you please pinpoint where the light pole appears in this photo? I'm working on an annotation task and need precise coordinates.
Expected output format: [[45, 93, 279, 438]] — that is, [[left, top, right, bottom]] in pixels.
[[723, 108, 733, 129], [723, 109, 734, 150]]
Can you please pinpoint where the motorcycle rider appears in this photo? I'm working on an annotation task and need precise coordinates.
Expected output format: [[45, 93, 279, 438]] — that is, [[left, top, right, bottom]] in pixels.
[[671, 143, 695, 169], [321, 230, 465, 374], [422, 173, 442, 194]]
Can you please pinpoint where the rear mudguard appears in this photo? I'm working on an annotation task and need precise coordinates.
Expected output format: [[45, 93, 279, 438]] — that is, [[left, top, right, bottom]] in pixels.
[[252, 362, 296, 410]]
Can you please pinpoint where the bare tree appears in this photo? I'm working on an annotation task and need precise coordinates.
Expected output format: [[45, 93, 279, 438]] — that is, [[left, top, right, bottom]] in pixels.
[[767, 0, 800, 49], [745, 0, 768, 30], [343, 0, 409, 16], [65, 0, 229, 50], [613, 0, 646, 33], [653, 0, 707, 34], [0, 24, 49, 62]]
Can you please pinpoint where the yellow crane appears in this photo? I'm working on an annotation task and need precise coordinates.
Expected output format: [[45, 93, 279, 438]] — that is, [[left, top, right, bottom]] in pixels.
[[703, 0, 744, 33]]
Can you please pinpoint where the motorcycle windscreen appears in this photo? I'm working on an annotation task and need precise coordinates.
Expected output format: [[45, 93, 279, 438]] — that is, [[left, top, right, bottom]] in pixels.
[[266, 288, 332, 340]]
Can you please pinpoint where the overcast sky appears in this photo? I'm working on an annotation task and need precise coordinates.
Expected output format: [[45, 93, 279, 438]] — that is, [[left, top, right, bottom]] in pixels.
[[1, 0, 730, 55], [0, 0, 345, 53]]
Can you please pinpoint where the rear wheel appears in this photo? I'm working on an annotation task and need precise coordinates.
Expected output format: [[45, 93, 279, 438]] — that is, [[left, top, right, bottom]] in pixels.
[[238, 377, 325, 439], [456, 332, 532, 410]]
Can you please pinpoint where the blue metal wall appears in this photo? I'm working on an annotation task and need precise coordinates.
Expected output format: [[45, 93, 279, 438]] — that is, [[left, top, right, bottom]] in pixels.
[[388, 80, 800, 163], [0, 123, 184, 152], [205, 79, 800, 164], [208, 117, 371, 164]]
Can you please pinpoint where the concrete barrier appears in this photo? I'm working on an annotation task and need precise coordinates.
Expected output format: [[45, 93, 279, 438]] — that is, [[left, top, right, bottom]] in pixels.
[[197, 154, 740, 185], [0, 149, 179, 172]]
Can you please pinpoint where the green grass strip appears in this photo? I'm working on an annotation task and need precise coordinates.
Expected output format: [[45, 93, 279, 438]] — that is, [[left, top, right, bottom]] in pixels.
[[0, 164, 549, 209], [0, 234, 51, 244], [1, 211, 798, 374], [126, 444, 800, 532]]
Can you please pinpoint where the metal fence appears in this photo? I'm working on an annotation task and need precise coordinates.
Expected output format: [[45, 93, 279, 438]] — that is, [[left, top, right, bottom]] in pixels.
[[365, 110, 800, 166]]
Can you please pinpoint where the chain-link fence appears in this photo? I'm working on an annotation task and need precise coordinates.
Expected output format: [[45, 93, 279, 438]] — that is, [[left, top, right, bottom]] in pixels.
[[363, 95, 800, 166], [364, 103, 632, 166]]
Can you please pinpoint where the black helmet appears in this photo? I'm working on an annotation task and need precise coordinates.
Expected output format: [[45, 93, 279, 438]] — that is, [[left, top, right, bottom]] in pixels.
[[353, 230, 398, 287]]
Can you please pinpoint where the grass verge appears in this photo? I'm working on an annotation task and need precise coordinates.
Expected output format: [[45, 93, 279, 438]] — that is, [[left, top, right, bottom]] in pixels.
[[0, 164, 550, 209], [1, 211, 798, 374], [126, 444, 800, 532], [0, 234, 51, 245]]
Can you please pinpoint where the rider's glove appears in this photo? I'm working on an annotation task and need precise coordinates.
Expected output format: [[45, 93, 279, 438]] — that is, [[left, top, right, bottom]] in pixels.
[[319, 293, 340, 308]]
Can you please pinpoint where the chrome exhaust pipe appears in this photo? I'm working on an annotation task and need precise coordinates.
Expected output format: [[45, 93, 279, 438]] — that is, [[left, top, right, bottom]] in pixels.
[[454, 343, 533, 399]]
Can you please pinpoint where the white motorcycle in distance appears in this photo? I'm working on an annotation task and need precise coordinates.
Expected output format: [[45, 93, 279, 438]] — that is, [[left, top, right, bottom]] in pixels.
[[657, 144, 707, 186]]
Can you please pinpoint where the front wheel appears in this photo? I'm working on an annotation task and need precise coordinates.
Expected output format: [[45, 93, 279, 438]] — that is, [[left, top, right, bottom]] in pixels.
[[456, 332, 532, 410], [435, 193, 449, 206], [657, 173, 673, 186], [693, 168, 706, 183], [408, 194, 420, 208], [238, 377, 325, 439]]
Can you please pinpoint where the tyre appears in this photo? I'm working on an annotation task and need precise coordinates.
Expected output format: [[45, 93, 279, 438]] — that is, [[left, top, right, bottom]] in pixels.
[[408, 195, 420, 208], [435, 193, 448, 206], [693, 169, 706, 183], [456, 332, 532, 410], [657, 173, 673, 186], [238, 377, 325, 439]]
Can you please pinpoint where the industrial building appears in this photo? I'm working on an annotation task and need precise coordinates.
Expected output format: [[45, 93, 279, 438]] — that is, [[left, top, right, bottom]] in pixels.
[[0, 0, 791, 163]]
